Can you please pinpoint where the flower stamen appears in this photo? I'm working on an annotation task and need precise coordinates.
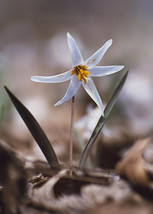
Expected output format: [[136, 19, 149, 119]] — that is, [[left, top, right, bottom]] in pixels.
[[71, 65, 90, 84]]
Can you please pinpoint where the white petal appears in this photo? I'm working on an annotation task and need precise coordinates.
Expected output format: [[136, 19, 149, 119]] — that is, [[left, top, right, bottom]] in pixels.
[[85, 39, 112, 67], [83, 78, 104, 115], [88, 65, 124, 77], [31, 70, 72, 83], [67, 32, 84, 67], [55, 75, 81, 106]]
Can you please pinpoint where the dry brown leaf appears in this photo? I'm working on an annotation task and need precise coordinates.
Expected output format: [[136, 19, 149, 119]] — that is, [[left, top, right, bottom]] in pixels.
[[116, 138, 150, 187]]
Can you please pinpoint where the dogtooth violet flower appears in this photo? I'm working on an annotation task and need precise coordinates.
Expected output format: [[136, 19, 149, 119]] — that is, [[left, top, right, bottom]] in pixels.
[[31, 33, 124, 115]]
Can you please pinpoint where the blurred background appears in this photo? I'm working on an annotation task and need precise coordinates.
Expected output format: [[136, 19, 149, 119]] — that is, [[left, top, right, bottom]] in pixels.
[[0, 0, 153, 166]]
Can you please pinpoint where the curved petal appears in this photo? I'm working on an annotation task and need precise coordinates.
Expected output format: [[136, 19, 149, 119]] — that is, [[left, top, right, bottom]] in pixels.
[[67, 32, 84, 67], [88, 65, 124, 77], [55, 75, 81, 106], [85, 39, 112, 67], [83, 78, 104, 115], [31, 70, 72, 83]]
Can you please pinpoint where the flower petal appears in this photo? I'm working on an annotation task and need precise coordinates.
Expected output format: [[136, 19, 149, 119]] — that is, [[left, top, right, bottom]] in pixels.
[[83, 78, 104, 115], [85, 39, 112, 67], [55, 75, 81, 106], [31, 70, 72, 83], [88, 65, 124, 77], [67, 32, 84, 67]]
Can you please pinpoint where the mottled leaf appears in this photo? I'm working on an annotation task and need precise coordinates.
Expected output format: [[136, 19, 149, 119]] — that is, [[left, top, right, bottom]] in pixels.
[[79, 70, 128, 168], [4, 86, 60, 171]]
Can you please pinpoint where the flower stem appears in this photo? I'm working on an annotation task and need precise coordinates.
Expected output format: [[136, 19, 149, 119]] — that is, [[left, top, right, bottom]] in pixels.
[[69, 96, 75, 176]]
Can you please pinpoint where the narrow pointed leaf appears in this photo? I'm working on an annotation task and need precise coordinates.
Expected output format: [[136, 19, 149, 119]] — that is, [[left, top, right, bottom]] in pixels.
[[79, 70, 128, 168], [4, 86, 60, 171]]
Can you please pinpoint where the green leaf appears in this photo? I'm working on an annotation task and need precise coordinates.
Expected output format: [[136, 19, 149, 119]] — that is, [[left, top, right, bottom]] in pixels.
[[4, 86, 60, 171], [79, 70, 128, 168]]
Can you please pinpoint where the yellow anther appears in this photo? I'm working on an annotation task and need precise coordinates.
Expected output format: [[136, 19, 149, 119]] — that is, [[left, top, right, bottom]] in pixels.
[[71, 65, 90, 84]]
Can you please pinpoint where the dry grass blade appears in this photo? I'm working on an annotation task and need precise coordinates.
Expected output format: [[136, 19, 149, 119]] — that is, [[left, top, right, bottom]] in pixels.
[[79, 70, 128, 168], [4, 86, 60, 171]]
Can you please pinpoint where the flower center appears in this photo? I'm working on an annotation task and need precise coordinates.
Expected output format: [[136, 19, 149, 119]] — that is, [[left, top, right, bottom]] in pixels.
[[71, 65, 90, 84]]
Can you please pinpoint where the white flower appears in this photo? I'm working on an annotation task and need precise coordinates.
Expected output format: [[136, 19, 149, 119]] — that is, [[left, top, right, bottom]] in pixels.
[[31, 33, 124, 115]]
